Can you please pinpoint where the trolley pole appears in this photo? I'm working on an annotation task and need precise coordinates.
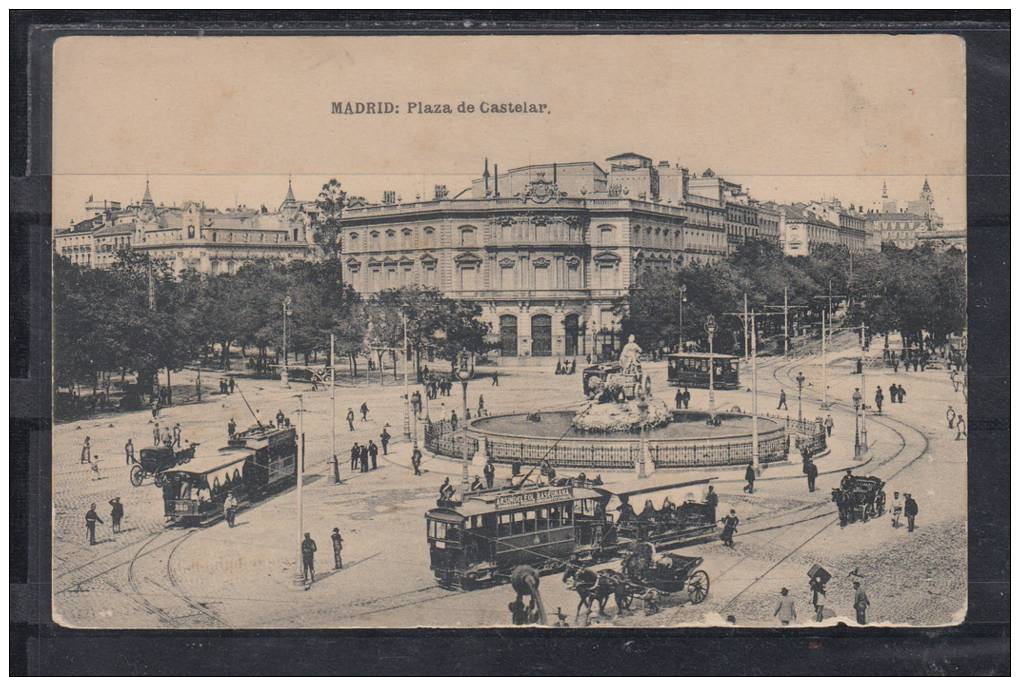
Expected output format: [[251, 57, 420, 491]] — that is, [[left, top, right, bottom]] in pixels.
[[402, 313, 412, 443], [743, 293, 749, 361], [784, 286, 789, 355], [330, 333, 337, 481], [678, 284, 687, 351], [705, 315, 717, 424], [282, 295, 292, 388], [820, 310, 830, 409], [295, 392, 305, 584], [751, 311, 760, 475]]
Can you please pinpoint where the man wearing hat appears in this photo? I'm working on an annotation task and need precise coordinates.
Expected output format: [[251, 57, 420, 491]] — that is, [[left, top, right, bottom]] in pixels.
[[904, 493, 919, 532], [108, 497, 124, 534], [852, 580, 871, 625], [773, 587, 796, 625]]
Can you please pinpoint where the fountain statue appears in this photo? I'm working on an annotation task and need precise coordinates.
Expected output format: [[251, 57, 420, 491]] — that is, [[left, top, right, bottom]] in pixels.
[[573, 335, 672, 432]]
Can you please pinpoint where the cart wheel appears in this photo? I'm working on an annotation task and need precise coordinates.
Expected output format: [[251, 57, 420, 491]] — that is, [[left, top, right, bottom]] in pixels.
[[459, 575, 476, 591], [154, 473, 165, 488], [687, 570, 710, 604], [619, 590, 635, 609], [129, 465, 144, 487]]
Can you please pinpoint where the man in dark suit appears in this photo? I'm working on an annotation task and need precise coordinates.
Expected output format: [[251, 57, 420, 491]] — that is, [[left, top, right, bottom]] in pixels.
[[368, 440, 379, 470], [903, 493, 919, 532], [743, 463, 756, 494]]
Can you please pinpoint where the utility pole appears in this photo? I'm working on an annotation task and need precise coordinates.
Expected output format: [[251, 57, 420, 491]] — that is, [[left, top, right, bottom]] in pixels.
[[820, 310, 830, 409], [282, 295, 292, 388], [294, 392, 305, 584], [677, 284, 688, 351], [705, 314, 717, 424], [765, 287, 805, 356], [402, 312, 412, 443], [330, 333, 337, 479], [751, 310, 759, 475], [743, 293, 749, 361]]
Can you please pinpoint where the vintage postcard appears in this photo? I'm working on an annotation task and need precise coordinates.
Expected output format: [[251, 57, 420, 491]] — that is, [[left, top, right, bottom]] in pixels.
[[51, 34, 967, 629]]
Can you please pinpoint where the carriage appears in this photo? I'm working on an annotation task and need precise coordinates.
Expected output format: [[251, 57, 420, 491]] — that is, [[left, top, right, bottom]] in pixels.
[[129, 444, 195, 487], [832, 475, 886, 524], [594, 542, 710, 608]]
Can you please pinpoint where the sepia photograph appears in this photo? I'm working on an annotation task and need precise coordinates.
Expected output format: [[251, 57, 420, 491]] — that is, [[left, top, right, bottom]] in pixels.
[[47, 33, 971, 631]]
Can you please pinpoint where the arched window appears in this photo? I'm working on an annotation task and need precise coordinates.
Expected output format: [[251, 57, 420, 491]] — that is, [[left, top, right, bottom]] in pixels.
[[499, 315, 518, 357]]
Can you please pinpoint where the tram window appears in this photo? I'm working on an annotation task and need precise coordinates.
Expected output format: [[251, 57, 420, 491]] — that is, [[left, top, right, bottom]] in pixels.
[[563, 503, 573, 524], [536, 508, 549, 530], [498, 513, 513, 536], [548, 505, 561, 526]]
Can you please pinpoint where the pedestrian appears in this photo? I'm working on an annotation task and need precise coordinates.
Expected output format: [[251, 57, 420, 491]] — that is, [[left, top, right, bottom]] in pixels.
[[774, 587, 796, 625], [438, 477, 452, 504], [124, 438, 136, 465], [720, 509, 739, 547], [360, 402, 370, 422], [898, 384, 907, 403], [380, 427, 391, 455], [950, 370, 959, 392], [743, 462, 755, 494], [346, 407, 355, 432], [824, 414, 834, 437], [450, 410, 459, 430], [228, 376, 235, 394], [682, 388, 691, 409], [411, 447, 423, 476], [80, 436, 92, 464], [331, 527, 344, 569], [301, 533, 317, 587], [173, 422, 182, 448], [804, 459, 818, 493], [276, 409, 286, 427], [893, 358, 899, 373], [851, 387, 862, 412], [491, 372, 499, 386], [853, 581, 870, 625], [153, 420, 162, 445], [227, 417, 237, 439], [704, 485, 719, 512], [108, 497, 124, 533], [675, 388, 683, 410], [810, 576, 827, 622], [904, 493, 919, 532], [484, 459, 495, 489], [946, 405, 957, 430], [90, 455, 103, 481], [85, 503, 103, 545], [360, 444, 370, 473], [874, 387, 884, 414], [955, 415, 967, 440], [368, 440, 379, 470], [890, 491, 902, 528], [223, 491, 238, 527], [777, 389, 787, 411], [350, 443, 360, 471], [478, 394, 485, 416]]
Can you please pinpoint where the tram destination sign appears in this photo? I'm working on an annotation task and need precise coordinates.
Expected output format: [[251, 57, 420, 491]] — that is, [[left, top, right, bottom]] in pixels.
[[495, 486, 572, 511]]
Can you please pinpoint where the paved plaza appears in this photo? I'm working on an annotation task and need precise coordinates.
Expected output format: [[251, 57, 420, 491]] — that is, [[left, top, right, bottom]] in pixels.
[[51, 332, 967, 628]]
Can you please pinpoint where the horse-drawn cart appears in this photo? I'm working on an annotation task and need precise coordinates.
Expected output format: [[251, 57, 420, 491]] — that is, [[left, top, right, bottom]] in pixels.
[[832, 474, 886, 524], [129, 444, 195, 487]]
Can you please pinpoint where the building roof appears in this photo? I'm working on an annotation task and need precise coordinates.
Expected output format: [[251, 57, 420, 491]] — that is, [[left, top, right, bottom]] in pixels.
[[606, 152, 652, 162]]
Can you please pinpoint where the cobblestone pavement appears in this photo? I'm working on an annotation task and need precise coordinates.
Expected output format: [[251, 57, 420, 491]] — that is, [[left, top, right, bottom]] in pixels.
[[51, 335, 967, 628]]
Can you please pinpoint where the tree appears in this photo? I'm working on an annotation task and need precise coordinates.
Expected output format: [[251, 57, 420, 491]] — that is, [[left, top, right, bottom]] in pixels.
[[312, 178, 347, 264]]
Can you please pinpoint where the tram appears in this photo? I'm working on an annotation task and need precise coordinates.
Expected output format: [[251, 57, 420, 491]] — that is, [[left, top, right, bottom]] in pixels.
[[425, 476, 717, 589], [666, 352, 740, 389], [159, 424, 298, 526]]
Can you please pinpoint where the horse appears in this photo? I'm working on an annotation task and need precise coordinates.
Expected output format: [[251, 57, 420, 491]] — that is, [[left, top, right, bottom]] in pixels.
[[563, 563, 613, 620]]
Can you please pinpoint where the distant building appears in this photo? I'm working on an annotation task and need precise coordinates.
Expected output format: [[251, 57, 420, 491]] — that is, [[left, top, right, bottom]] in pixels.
[[776, 199, 866, 256], [54, 179, 315, 273], [915, 228, 967, 253], [865, 178, 947, 250]]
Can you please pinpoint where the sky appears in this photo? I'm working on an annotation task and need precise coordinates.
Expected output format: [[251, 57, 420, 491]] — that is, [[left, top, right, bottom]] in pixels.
[[52, 34, 966, 229]]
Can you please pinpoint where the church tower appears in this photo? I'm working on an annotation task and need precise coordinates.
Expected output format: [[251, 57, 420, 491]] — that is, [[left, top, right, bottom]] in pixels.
[[280, 176, 297, 212], [141, 176, 155, 209], [920, 176, 934, 208]]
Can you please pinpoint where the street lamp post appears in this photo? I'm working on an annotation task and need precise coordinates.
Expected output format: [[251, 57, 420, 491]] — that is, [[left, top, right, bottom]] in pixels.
[[294, 392, 305, 585], [796, 371, 805, 423], [455, 351, 474, 493], [852, 388, 862, 458], [282, 295, 292, 388], [750, 311, 760, 475], [705, 314, 717, 423], [636, 396, 649, 479]]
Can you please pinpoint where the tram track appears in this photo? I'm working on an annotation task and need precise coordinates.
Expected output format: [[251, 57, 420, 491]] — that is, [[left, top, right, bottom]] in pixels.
[[697, 343, 936, 618]]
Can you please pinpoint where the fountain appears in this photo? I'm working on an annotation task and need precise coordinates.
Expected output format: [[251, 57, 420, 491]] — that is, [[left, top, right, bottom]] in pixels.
[[429, 336, 800, 471]]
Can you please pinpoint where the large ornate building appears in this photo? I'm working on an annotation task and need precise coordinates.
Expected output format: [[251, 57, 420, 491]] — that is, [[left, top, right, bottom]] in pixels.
[[341, 154, 736, 360], [54, 179, 315, 273], [778, 199, 868, 257]]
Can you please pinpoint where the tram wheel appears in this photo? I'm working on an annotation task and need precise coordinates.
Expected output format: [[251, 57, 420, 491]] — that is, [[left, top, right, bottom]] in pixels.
[[129, 465, 144, 487], [687, 570, 710, 604]]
